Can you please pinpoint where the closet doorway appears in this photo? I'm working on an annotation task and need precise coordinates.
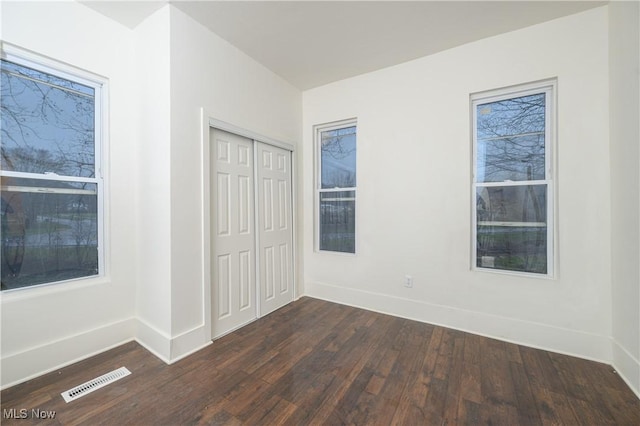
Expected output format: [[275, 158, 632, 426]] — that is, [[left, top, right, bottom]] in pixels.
[[210, 127, 294, 339]]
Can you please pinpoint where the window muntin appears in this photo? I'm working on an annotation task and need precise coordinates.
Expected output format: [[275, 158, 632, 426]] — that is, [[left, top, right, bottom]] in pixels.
[[316, 121, 356, 254], [1, 53, 104, 291], [472, 82, 554, 276]]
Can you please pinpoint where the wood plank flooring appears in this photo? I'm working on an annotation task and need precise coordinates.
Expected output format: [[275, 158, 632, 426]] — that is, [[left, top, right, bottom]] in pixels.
[[2, 297, 639, 425]]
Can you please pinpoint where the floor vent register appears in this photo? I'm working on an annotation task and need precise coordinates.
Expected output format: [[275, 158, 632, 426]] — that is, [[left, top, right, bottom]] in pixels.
[[61, 367, 131, 403]]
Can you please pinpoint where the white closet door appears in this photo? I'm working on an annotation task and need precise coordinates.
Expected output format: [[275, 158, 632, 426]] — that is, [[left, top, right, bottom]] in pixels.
[[256, 142, 294, 316], [211, 128, 257, 338]]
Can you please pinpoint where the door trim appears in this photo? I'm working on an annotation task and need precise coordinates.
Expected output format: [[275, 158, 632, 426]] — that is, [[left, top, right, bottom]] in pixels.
[[209, 117, 295, 152], [201, 109, 298, 341]]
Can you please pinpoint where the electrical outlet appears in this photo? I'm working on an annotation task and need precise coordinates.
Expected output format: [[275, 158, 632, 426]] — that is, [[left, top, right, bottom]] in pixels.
[[404, 275, 413, 288]]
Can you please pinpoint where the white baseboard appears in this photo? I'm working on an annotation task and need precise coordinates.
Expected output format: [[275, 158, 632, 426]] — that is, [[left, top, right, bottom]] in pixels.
[[1, 317, 136, 390], [1, 318, 214, 390], [305, 281, 612, 364], [168, 323, 212, 364], [134, 318, 172, 363], [611, 338, 640, 398], [134, 318, 212, 364]]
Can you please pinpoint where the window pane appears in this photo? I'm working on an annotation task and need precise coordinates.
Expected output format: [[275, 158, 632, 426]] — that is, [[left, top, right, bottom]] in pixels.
[[476, 185, 547, 274], [321, 126, 356, 188], [1, 177, 98, 290], [477, 226, 547, 274], [319, 190, 355, 253], [476, 93, 545, 183], [1, 60, 96, 178], [476, 185, 547, 224], [477, 134, 545, 182], [476, 93, 545, 140]]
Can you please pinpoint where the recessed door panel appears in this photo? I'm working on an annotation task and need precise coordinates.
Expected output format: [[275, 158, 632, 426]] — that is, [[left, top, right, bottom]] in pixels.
[[217, 254, 231, 318], [277, 153, 286, 172], [264, 246, 275, 300], [279, 243, 289, 294], [239, 250, 251, 310], [238, 144, 250, 167], [262, 151, 272, 170], [263, 178, 273, 232], [278, 179, 287, 230], [238, 175, 251, 235], [217, 173, 230, 236], [217, 140, 230, 163]]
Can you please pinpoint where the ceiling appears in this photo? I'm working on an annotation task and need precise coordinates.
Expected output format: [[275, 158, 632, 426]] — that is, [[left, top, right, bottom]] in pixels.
[[81, 1, 606, 90]]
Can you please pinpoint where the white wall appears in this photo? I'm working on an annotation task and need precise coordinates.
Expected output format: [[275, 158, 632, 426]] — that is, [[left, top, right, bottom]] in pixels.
[[133, 6, 173, 360], [609, 0, 640, 396], [303, 7, 612, 362], [166, 6, 302, 359], [0, 1, 138, 387]]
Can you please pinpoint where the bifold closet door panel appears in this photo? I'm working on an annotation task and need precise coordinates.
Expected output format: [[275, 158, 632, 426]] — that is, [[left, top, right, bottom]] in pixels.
[[210, 128, 257, 338], [256, 142, 294, 316]]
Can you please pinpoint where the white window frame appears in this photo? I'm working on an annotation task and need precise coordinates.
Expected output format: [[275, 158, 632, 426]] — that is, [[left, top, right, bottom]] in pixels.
[[471, 80, 556, 278], [1, 44, 108, 291], [314, 118, 357, 254]]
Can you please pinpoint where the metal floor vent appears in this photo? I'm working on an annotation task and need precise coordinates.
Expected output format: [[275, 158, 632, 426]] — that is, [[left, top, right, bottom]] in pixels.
[[61, 367, 131, 403]]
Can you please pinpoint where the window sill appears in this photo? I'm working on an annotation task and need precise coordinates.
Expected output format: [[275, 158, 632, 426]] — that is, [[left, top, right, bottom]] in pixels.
[[1, 274, 110, 302], [472, 266, 554, 280]]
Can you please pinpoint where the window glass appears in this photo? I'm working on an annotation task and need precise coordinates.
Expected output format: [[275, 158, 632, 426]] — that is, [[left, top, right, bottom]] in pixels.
[[320, 126, 356, 189], [472, 84, 553, 276], [319, 190, 356, 253], [1, 60, 96, 178], [476, 93, 545, 139], [476, 185, 547, 224], [316, 121, 356, 254], [1, 55, 103, 291], [1, 178, 99, 289], [476, 185, 548, 274], [476, 93, 545, 183]]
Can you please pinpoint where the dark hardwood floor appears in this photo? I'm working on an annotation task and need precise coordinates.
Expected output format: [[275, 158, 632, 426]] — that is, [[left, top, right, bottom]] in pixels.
[[2, 297, 639, 425]]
